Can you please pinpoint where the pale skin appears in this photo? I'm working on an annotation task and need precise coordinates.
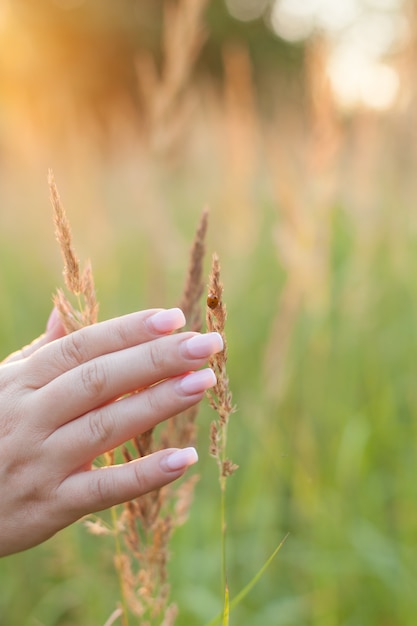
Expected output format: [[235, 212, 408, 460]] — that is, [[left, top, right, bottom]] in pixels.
[[0, 307, 223, 557]]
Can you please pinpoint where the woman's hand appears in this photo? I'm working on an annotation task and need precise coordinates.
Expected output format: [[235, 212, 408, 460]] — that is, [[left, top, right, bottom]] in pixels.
[[0, 307, 222, 556]]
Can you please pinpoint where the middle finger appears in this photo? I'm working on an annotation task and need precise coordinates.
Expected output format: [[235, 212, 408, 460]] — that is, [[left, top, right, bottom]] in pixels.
[[34, 331, 223, 430]]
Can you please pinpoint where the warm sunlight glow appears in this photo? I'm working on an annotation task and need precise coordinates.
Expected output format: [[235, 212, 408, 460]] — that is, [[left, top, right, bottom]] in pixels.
[[270, 0, 317, 42], [327, 47, 400, 111], [53, 0, 86, 8], [268, 0, 406, 111]]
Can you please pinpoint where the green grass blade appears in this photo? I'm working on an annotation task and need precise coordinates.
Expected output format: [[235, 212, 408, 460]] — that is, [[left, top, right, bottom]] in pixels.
[[205, 533, 289, 626], [222, 582, 230, 626]]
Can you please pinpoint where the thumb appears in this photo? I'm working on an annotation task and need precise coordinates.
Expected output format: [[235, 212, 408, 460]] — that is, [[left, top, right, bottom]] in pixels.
[[2, 307, 66, 364], [45, 307, 66, 341]]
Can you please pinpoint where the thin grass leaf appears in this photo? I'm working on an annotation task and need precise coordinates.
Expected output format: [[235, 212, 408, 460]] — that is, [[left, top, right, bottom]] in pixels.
[[222, 582, 229, 626], [205, 533, 289, 626]]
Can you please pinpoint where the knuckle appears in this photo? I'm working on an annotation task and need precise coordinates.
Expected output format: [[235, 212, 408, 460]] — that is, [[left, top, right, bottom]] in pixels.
[[90, 472, 112, 505], [87, 409, 112, 446], [143, 387, 161, 416], [131, 460, 150, 495], [80, 360, 106, 398], [59, 332, 86, 368], [111, 322, 131, 349], [147, 341, 165, 372]]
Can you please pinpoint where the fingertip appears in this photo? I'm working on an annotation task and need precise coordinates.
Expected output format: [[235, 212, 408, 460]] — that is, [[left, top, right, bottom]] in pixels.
[[146, 308, 186, 334], [61, 447, 199, 518], [46, 308, 66, 340], [160, 447, 199, 472], [176, 368, 217, 396], [46, 307, 60, 332]]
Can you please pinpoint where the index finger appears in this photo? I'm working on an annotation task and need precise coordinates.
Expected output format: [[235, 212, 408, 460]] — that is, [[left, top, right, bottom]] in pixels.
[[23, 308, 186, 388]]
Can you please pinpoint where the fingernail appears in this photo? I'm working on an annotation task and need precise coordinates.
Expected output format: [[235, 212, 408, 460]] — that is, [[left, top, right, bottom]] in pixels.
[[147, 308, 186, 334], [176, 368, 216, 395], [182, 332, 223, 359], [161, 447, 199, 472]]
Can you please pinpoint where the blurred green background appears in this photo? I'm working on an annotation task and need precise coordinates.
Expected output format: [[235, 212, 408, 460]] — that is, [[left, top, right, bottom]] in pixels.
[[2, 0, 417, 624]]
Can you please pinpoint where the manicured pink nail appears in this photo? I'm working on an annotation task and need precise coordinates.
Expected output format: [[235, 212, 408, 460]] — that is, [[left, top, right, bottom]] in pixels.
[[176, 368, 216, 395], [161, 447, 199, 472], [147, 308, 186, 333], [182, 332, 223, 359]]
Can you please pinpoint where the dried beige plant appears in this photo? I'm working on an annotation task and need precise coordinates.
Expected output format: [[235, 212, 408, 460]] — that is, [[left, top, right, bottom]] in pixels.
[[135, 0, 209, 156], [206, 253, 237, 480], [178, 206, 208, 332], [50, 171, 209, 624], [206, 254, 237, 620], [263, 47, 341, 400], [304, 37, 341, 178], [105, 208, 209, 624], [49, 169, 98, 332], [162, 206, 209, 449], [220, 43, 260, 253]]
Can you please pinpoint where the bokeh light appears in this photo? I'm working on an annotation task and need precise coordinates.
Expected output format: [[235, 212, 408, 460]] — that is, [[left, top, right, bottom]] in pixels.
[[225, 0, 269, 21], [229, 0, 409, 111], [327, 46, 400, 110]]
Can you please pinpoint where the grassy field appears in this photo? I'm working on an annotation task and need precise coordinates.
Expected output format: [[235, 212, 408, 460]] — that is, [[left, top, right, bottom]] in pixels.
[[2, 15, 417, 625]]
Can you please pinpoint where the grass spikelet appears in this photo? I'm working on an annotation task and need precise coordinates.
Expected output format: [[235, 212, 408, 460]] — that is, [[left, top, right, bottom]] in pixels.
[[49, 169, 81, 295], [179, 206, 208, 332], [80, 260, 99, 326], [206, 253, 235, 438], [52, 288, 81, 333], [206, 252, 237, 611], [49, 170, 99, 332]]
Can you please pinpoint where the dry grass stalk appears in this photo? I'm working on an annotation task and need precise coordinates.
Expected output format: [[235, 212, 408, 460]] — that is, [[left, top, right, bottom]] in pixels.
[[221, 43, 260, 253], [159, 206, 209, 458], [106, 208, 209, 624], [206, 253, 237, 481], [178, 206, 208, 332], [263, 153, 330, 401], [206, 253, 237, 614], [49, 170, 98, 332], [135, 0, 209, 156], [304, 37, 341, 177], [262, 50, 341, 401], [160, 206, 209, 450], [49, 169, 81, 294]]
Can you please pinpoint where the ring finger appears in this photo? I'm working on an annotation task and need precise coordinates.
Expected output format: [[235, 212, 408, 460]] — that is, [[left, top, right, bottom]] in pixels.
[[44, 368, 216, 474]]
